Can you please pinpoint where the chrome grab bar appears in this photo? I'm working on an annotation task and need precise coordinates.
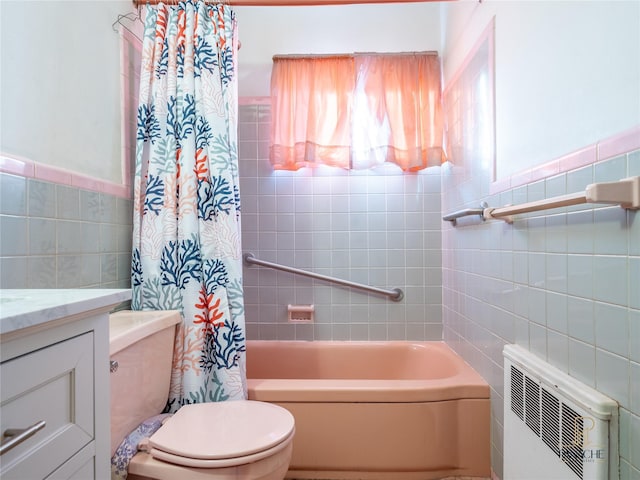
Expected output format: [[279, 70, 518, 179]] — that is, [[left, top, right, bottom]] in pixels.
[[442, 203, 487, 225], [243, 253, 404, 302]]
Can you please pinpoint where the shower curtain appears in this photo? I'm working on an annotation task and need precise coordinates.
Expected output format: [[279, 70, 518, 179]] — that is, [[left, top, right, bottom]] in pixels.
[[131, 0, 245, 411]]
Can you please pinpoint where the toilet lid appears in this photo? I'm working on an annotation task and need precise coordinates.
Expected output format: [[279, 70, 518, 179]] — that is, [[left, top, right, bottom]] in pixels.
[[148, 401, 295, 461]]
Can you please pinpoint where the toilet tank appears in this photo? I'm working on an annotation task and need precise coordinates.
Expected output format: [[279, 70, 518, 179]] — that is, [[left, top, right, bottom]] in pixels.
[[109, 310, 181, 457]]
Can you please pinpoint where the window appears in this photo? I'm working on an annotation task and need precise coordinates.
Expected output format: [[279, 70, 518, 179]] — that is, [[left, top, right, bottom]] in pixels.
[[270, 52, 445, 172]]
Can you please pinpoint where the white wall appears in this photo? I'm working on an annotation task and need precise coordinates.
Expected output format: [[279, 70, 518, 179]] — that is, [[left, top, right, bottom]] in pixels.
[[442, 0, 640, 180], [0, 0, 133, 184], [234, 2, 443, 97], [5, 1, 635, 184], [1, 1, 442, 182]]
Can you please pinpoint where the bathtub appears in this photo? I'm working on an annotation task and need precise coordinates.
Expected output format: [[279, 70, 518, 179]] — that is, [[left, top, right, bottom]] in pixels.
[[246, 340, 491, 480]]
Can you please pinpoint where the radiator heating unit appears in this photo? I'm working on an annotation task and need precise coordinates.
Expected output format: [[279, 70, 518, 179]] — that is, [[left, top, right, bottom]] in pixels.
[[503, 345, 619, 480]]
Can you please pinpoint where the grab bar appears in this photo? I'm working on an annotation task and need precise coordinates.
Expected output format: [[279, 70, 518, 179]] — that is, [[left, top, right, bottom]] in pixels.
[[243, 253, 404, 302], [444, 176, 639, 226], [442, 202, 488, 225]]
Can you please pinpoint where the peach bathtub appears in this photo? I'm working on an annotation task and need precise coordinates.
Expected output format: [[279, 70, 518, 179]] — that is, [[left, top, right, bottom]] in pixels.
[[246, 341, 491, 480]]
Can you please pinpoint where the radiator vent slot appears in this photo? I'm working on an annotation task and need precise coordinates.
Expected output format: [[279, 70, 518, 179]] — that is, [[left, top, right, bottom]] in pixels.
[[524, 376, 541, 436], [562, 404, 585, 479], [510, 365, 524, 420], [504, 345, 619, 480], [541, 387, 560, 458]]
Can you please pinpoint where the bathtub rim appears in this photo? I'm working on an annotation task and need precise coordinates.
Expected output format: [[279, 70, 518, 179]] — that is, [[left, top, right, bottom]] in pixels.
[[246, 340, 489, 403]]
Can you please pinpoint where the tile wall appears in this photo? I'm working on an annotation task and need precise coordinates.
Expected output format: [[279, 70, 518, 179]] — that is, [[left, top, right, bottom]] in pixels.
[[442, 150, 640, 479], [0, 173, 133, 289], [238, 104, 443, 341]]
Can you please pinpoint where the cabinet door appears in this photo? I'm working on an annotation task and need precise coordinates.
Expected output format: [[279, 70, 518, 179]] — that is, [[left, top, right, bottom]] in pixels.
[[1, 333, 94, 479], [46, 442, 95, 480]]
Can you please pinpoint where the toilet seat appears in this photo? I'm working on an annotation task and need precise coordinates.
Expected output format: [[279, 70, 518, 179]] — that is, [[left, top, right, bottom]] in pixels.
[[148, 401, 295, 469], [149, 429, 295, 468]]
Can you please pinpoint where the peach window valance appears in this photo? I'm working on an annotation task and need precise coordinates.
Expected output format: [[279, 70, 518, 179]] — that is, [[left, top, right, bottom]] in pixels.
[[269, 52, 445, 171]]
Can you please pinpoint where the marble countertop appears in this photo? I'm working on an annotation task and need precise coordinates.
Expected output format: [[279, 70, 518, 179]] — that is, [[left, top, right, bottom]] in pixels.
[[0, 289, 131, 336]]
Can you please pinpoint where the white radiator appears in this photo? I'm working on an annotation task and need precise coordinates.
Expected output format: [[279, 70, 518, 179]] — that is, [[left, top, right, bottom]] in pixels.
[[503, 345, 619, 480]]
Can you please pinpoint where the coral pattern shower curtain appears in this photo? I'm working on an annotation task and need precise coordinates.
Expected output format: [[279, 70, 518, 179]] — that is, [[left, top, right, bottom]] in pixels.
[[131, 0, 245, 411]]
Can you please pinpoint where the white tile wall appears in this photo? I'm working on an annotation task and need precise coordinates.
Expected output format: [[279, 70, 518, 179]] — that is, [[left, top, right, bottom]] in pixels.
[[442, 151, 640, 479], [238, 104, 443, 341], [0, 173, 132, 289]]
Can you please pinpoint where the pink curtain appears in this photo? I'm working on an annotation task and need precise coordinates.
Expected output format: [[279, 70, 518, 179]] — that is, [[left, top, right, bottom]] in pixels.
[[270, 53, 445, 171]]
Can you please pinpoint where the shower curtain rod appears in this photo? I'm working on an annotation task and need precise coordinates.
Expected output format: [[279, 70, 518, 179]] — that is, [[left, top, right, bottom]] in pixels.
[[243, 253, 404, 302], [273, 51, 438, 60], [133, 0, 446, 6]]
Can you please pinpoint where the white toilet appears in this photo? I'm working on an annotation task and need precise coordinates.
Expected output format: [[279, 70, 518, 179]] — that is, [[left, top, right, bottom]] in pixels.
[[109, 310, 295, 480]]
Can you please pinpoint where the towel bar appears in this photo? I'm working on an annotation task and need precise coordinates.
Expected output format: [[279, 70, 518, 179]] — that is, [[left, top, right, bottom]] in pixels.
[[443, 176, 639, 226]]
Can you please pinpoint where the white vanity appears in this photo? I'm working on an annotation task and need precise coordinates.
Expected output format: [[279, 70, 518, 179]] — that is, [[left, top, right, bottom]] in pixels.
[[0, 289, 131, 480]]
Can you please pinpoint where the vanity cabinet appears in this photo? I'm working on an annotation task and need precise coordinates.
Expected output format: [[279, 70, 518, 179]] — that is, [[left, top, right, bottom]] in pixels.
[[0, 289, 131, 480]]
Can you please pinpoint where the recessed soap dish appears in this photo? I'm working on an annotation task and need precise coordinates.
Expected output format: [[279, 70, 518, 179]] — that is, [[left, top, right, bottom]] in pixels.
[[287, 304, 314, 323]]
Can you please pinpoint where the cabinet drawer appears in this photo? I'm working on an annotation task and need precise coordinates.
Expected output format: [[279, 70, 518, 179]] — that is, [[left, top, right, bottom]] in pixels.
[[1, 333, 94, 479]]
